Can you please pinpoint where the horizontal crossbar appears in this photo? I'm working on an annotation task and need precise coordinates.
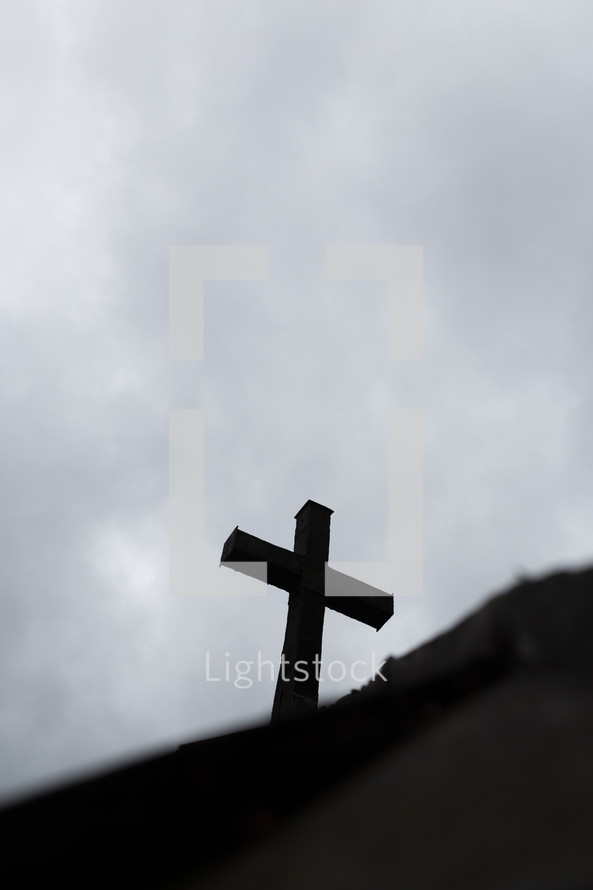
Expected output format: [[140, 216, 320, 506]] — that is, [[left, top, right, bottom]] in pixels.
[[221, 528, 394, 630]]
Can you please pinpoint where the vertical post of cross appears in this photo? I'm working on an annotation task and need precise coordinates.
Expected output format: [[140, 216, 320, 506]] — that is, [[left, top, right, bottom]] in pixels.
[[271, 501, 334, 722]]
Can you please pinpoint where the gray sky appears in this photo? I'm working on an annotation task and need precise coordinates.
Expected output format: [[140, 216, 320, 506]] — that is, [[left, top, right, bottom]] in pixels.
[[1, 0, 592, 801]]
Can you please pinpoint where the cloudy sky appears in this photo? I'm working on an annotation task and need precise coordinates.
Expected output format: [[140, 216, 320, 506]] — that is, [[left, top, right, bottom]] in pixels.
[[1, 0, 592, 801]]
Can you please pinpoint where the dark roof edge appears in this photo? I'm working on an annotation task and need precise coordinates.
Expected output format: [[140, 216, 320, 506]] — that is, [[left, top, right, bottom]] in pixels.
[[336, 563, 593, 706]]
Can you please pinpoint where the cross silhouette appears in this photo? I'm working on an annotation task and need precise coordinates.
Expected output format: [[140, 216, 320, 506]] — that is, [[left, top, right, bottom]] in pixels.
[[220, 500, 394, 722]]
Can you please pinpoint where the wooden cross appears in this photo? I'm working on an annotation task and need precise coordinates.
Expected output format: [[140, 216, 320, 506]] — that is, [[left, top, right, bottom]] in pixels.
[[220, 500, 394, 722]]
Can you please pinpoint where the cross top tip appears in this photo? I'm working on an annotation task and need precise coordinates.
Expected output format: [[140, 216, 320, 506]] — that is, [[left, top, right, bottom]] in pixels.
[[294, 500, 334, 520]]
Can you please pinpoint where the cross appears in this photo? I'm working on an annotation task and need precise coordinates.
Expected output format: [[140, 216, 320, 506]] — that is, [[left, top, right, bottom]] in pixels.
[[220, 500, 394, 722]]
